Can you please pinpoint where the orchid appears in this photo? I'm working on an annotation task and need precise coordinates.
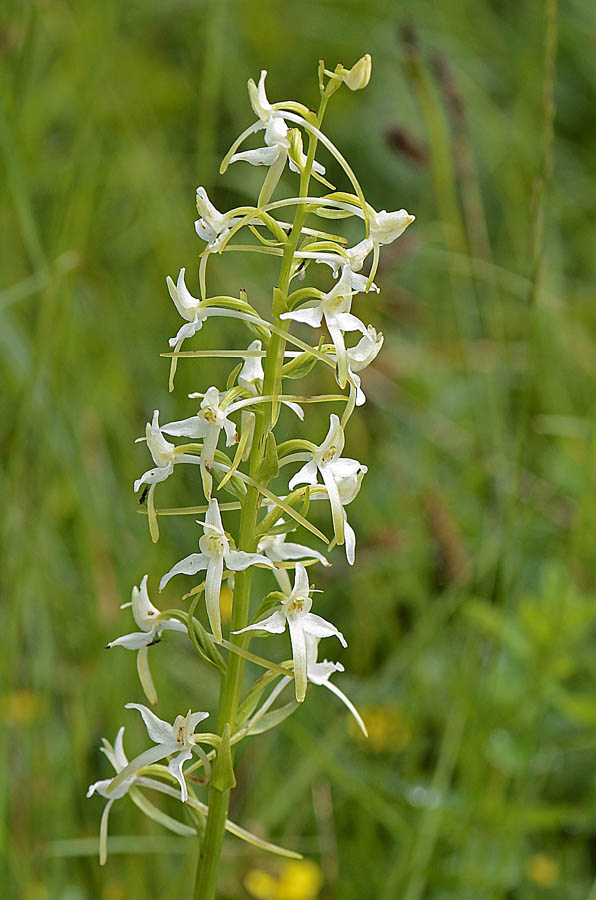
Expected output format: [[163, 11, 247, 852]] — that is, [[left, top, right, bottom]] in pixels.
[[106, 575, 187, 704], [194, 186, 241, 253], [227, 71, 295, 205], [342, 325, 384, 406], [238, 339, 303, 421], [258, 525, 330, 593], [234, 563, 346, 703], [105, 703, 211, 804], [160, 386, 239, 498], [305, 635, 367, 736], [90, 57, 414, 897], [87, 728, 138, 864], [288, 414, 364, 548], [133, 409, 206, 499], [87, 725, 200, 864], [280, 263, 371, 387], [159, 498, 274, 642]]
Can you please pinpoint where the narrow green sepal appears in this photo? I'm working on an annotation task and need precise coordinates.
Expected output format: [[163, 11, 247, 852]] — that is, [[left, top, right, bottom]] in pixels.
[[248, 701, 299, 735], [256, 431, 279, 483], [212, 724, 236, 792], [236, 670, 279, 727], [190, 618, 226, 675]]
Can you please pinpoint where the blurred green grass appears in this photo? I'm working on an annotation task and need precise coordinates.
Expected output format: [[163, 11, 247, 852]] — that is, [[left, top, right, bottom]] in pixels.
[[2, 0, 596, 897]]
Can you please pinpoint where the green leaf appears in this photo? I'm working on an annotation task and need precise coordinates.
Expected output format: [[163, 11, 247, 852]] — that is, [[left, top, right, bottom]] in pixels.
[[248, 701, 299, 735], [211, 724, 236, 792], [281, 350, 319, 380], [226, 361, 243, 391]]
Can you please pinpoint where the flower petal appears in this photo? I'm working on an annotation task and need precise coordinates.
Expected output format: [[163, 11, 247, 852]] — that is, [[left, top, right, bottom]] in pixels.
[[233, 610, 287, 636], [125, 703, 175, 744], [287, 617, 308, 703], [280, 307, 323, 328], [167, 748, 193, 802], [225, 550, 275, 571], [134, 461, 173, 493], [99, 798, 115, 865], [302, 612, 347, 648], [205, 497, 224, 531], [344, 518, 356, 566], [107, 630, 154, 651], [222, 417, 238, 447], [161, 416, 208, 439], [137, 645, 158, 706], [205, 556, 224, 642], [288, 459, 318, 491], [270, 541, 329, 566], [159, 553, 209, 591], [321, 679, 368, 737], [230, 146, 281, 166]]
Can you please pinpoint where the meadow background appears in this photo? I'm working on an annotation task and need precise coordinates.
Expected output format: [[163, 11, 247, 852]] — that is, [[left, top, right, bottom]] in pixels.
[[2, 0, 596, 897]]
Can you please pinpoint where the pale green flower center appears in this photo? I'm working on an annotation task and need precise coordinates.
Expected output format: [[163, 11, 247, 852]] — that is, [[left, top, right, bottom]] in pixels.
[[287, 595, 307, 615], [321, 446, 337, 464], [201, 406, 218, 424]]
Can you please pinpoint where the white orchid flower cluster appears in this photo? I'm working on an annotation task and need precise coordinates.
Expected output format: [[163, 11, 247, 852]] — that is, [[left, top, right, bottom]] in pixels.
[[89, 55, 413, 894]]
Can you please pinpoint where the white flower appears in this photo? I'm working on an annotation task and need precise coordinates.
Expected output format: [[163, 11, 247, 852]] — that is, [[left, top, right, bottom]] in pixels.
[[238, 339, 303, 420], [310, 204, 415, 279], [108, 575, 186, 651], [227, 70, 292, 204], [341, 325, 384, 406], [87, 727, 135, 802], [106, 575, 187, 705], [133, 409, 205, 498], [334, 462, 367, 565], [161, 386, 239, 498], [87, 727, 139, 864], [133, 410, 176, 493], [258, 526, 330, 593], [280, 264, 369, 387], [194, 186, 241, 252], [337, 54, 372, 92], [120, 704, 209, 803], [288, 414, 364, 548], [165, 267, 265, 357], [369, 207, 415, 245], [166, 267, 210, 348], [159, 498, 274, 642], [306, 635, 367, 735], [86, 716, 206, 862], [234, 563, 346, 703]]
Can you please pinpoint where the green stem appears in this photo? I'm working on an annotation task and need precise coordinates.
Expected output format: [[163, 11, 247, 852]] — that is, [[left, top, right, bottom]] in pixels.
[[192, 92, 328, 900]]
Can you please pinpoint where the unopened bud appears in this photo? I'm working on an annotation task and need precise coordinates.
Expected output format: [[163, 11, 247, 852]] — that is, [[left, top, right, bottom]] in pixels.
[[341, 54, 372, 91]]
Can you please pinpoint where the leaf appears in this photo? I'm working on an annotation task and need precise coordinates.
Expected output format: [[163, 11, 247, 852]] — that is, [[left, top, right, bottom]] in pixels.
[[226, 361, 243, 390], [281, 350, 319, 380], [211, 723, 236, 792], [248, 701, 299, 735]]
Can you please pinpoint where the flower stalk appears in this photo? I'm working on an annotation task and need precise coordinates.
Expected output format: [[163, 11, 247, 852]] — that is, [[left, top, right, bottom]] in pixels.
[[88, 55, 414, 900]]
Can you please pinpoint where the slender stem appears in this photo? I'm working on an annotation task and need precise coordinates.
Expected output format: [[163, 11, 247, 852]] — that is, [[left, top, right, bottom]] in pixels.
[[193, 93, 327, 900]]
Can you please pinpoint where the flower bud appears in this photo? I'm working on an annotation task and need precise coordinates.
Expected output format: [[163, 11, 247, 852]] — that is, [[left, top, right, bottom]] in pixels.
[[341, 54, 372, 91]]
